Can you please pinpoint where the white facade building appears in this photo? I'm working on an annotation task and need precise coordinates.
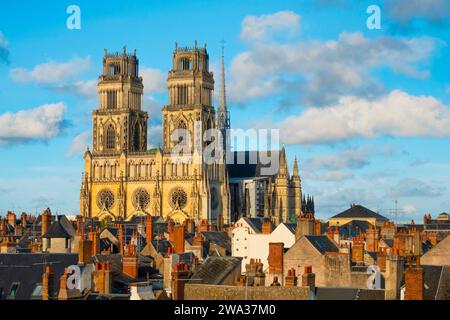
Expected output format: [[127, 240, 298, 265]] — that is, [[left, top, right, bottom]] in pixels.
[[231, 217, 296, 272]]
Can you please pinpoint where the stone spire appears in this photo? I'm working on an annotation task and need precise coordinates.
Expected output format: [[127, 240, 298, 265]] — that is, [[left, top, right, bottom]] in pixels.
[[293, 157, 299, 177], [217, 41, 230, 154], [278, 144, 289, 177]]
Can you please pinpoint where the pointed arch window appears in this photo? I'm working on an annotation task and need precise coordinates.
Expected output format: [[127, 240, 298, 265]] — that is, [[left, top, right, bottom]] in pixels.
[[106, 124, 116, 150], [133, 122, 141, 151]]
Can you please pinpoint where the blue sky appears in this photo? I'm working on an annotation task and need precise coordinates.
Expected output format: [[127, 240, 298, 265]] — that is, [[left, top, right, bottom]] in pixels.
[[0, 0, 449, 221]]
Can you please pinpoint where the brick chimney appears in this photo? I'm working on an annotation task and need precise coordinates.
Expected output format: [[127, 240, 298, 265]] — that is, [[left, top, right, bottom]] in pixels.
[[7, 211, 16, 228], [88, 228, 100, 256], [123, 244, 139, 279], [301, 266, 315, 292], [75, 215, 83, 235], [58, 268, 69, 300], [92, 262, 112, 294], [0, 218, 6, 235], [270, 276, 281, 286], [285, 268, 298, 287], [262, 219, 273, 234], [172, 225, 185, 254], [41, 208, 52, 236], [268, 242, 284, 274], [377, 250, 387, 272], [146, 215, 153, 243], [21, 212, 27, 227], [42, 265, 55, 300], [405, 257, 424, 300], [78, 235, 93, 265], [171, 261, 191, 300], [199, 219, 210, 233], [351, 234, 364, 264], [365, 224, 379, 253]]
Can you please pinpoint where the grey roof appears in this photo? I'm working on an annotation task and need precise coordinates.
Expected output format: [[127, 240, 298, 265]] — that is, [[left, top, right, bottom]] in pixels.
[[339, 220, 371, 238], [280, 222, 296, 234], [42, 220, 72, 239], [331, 205, 389, 221], [201, 231, 231, 254], [304, 235, 339, 254], [151, 239, 172, 255], [381, 238, 394, 248], [0, 253, 78, 300], [241, 217, 273, 233], [315, 287, 385, 300], [189, 256, 242, 285], [227, 151, 280, 178]]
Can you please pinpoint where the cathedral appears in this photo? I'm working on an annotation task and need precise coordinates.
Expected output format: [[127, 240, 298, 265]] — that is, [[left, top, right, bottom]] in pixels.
[[80, 43, 310, 226]]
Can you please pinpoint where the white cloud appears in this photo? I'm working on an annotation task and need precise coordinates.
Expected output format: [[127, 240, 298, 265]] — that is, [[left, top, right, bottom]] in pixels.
[[50, 79, 97, 99], [10, 57, 91, 84], [240, 11, 300, 43], [304, 147, 371, 170], [140, 67, 166, 94], [147, 125, 162, 148], [229, 25, 438, 105], [66, 131, 91, 157], [387, 178, 446, 198], [276, 90, 450, 144], [143, 95, 162, 118], [0, 103, 66, 144], [0, 31, 9, 64], [386, 0, 450, 25]]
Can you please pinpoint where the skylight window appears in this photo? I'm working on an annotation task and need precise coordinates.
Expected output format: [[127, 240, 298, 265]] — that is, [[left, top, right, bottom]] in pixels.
[[7, 282, 20, 299]]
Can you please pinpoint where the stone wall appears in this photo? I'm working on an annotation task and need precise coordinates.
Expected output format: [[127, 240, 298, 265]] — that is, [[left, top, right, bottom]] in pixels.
[[184, 284, 310, 300]]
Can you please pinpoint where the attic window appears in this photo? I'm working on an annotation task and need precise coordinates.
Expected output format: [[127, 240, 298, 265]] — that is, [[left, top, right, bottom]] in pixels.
[[7, 282, 20, 299], [31, 283, 43, 299]]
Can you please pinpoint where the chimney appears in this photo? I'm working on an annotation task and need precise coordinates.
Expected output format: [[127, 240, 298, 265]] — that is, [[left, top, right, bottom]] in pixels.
[[0, 218, 6, 235], [285, 268, 298, 287], [42, 265, 55, 300], [405, 257, 424, 300], [268, 242, 284, 274], [172, 225, 185, 254], [21, 212, 27, 227], [351, 235, 364, 264], [365, 224, 379, 253], [302, 266, 315, 292], [75, 215, 83, 235], [123, 244, 139, 279], [7, 211, 16, 228], [88, 228, 100, 256], [262, 219, 273, 234], [146, 215, 153, 243], [171, 262, 191, 300], [385, 251, 404, 300], [93, 262, 112, 295], [41, 208, 52, 235], [377, 250, 387, 272], [58, 269, 69, 300], [78, 236, 93, 265], [199, 219, 210, 233]]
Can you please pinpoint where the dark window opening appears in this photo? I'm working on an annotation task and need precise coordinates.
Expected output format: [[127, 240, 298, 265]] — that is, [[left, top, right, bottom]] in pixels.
[[106, 125, 116, 150]]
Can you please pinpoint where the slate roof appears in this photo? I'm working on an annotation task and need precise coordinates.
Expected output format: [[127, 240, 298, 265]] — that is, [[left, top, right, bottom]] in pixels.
[[151, 239, 172, 255], [339, 220, 372, 238], [304, 235, 339, 254], [400, 265, 450, 300], [240, 217, 273, 233], [331, 205, 389, 221], [315, 287, 385, 300], [42, 220, 72, 239], [227, 151, 280, 178], [189, 256, 242, 285], [0, 253, 78, 300], [202, 231, 231, 254]]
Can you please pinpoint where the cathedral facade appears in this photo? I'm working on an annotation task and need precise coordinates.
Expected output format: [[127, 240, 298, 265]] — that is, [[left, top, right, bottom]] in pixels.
[[80, 43, 305, 226]]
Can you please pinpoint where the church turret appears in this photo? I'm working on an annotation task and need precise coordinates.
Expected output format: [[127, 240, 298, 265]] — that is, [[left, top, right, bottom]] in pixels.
[[290, 157, 302, 218], [217, 43, 230, 156]]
